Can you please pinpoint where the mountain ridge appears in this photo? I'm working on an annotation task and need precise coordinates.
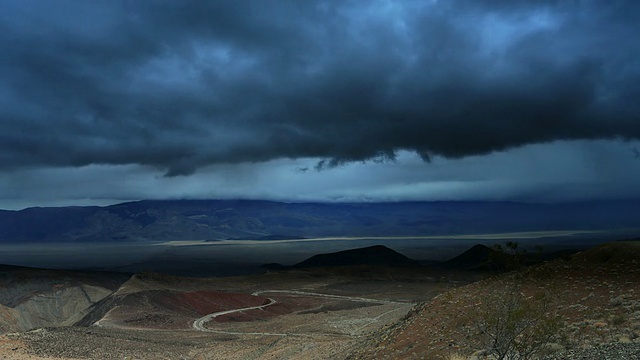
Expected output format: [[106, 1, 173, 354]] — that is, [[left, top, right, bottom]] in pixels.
[[1, 199, 639, 243]]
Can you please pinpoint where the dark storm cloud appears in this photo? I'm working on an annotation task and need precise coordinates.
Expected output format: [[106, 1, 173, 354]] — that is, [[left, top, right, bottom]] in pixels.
[[1, 0, 639, 176]]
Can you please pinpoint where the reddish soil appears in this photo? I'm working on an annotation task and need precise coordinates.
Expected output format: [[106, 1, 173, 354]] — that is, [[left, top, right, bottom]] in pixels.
[[104, 290, 270, 329], [175, 290, 268, 315], [212, 295, 330, 323]]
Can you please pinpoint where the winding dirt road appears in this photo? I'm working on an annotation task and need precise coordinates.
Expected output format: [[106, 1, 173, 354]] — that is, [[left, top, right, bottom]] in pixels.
[[192, 298, 277, 332], [191, 290, 413, 337], [251, 290, 407, 304]]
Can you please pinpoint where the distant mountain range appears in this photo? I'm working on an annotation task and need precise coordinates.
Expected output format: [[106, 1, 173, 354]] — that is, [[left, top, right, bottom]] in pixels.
[[1, 199, 639, 243]]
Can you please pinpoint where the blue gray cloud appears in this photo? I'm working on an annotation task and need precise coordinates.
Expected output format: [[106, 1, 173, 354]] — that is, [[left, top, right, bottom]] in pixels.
[[0, 0, 639, 177]]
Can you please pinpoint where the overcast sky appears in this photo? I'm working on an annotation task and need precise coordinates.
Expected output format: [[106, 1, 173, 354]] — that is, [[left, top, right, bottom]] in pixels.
[[1, 0, 639, 209]]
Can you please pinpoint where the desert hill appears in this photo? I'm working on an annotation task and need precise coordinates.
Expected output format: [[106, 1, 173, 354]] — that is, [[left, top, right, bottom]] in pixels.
[[77, 273, 272, 329], [0, 266, 129, 333], [438, 244, 500, 270], [352, 241, 640, 360], [292, 245, 420, 269], [437, 243, 569, 271]]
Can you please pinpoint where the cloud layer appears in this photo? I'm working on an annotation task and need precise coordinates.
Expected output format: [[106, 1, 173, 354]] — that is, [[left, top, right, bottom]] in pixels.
[[2, 140, 640, 210], [1, 1, 639, 176]]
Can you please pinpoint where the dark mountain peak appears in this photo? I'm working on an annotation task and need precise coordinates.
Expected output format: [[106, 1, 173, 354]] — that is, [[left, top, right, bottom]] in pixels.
[[467, 244, 493, 254], [293, 245, 419, 269]]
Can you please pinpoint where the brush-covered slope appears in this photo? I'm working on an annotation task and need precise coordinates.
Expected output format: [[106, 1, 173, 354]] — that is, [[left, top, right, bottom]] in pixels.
[[352, 241, 640, 360]]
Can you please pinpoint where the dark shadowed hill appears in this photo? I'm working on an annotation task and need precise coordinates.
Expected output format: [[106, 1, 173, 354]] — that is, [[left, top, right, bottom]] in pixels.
[[439, 244, 579, 271], [439, 244, 500, 270], [292, 245, 419, 268], [1, 199, 640, 243]]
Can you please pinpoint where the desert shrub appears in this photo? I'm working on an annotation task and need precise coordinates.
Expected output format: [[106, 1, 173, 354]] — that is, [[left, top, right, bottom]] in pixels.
[[491, 241, 527, 271], [474, 275, 563, 360], [611, 313, 627, 325], [446, 353, 468, 360], [609, 297, 624, 307]]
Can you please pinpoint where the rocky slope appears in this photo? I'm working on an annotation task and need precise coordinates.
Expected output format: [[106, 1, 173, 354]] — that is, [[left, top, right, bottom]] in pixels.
[[14, 285, 112, 330], [350, 241, 640, 360]]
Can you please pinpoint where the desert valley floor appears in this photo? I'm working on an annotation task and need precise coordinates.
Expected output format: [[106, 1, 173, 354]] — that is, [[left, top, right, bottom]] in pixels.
[[0, 241, 639, 359]]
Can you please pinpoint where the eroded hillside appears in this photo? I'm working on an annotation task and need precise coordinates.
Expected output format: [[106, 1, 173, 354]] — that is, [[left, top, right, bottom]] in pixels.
[[0, 266, 129, 334]]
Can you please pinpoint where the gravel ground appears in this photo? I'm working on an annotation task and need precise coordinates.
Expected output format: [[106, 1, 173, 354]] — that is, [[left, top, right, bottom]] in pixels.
[[10, 326, 362, 360], [16, 327, 213, 360], [542, 343, 640, 360]]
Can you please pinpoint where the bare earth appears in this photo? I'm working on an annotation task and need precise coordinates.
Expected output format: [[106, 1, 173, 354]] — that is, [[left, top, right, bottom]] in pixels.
[[0, 267, 468, 359], [2, 241, 637, 359]]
